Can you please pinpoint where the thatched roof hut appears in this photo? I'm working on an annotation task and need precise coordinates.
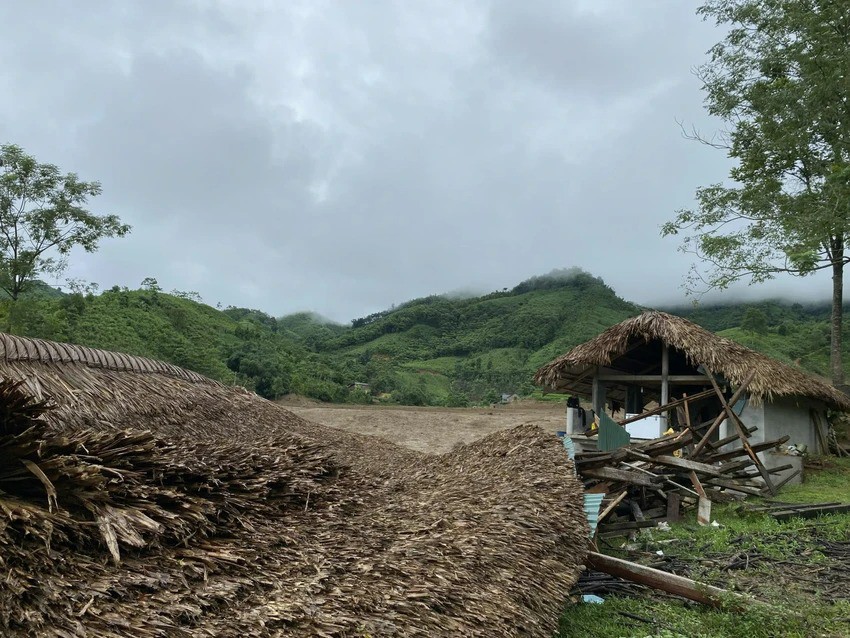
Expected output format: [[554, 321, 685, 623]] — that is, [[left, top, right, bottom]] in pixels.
[[534, 311, 850, 411], [0, 333, 588, 637]]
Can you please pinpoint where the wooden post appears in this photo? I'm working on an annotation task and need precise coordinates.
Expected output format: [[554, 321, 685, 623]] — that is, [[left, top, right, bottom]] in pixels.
[[660, 343, 670, 435], [592, 370, 606, 419]]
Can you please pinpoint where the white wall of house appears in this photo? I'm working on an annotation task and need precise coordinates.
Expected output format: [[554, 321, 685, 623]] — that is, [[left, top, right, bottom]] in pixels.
[[719, 399, 765, 446], [718, 395, 827, 454]]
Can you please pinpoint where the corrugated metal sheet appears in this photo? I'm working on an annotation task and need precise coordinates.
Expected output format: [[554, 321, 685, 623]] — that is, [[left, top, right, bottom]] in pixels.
[[584, 493, 605, 538], [598, 412, 630, 451]]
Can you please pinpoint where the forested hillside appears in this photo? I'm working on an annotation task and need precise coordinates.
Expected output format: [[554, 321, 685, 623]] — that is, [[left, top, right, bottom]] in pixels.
[[1, 270, 844, 405]]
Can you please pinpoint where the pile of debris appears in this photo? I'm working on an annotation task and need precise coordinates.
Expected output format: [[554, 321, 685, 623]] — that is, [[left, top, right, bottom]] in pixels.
[[574, 372, 803, 536]]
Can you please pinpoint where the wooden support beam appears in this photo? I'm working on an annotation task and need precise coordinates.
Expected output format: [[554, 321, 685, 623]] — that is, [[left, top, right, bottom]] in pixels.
[[596, 374, 712, 383], [618, 389, 715, 426], [585, 552, 749, 608], [660, 343, 670, 434]]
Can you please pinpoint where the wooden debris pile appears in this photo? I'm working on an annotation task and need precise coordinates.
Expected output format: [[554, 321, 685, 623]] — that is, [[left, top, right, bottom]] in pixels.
[[0, 378, 588, 637], [576, 372, 801, 535]]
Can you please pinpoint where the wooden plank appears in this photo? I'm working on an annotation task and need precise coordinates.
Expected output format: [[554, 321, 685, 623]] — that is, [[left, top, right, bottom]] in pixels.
[[666, 492, 681, 522], [705, 478, 766, 497], [643, 454, 726, 477], [704, 436, 790, 463], [771, 503, 850, 521], [582, 466, 663, 487], [767, 469, 802, 493], [706, 426, 759, 450], [810, 410, 829, 455], [598, 520, 659, 532], [690, 370, 756, 458], [597, 490, 628, 523], [689, 470, 707, 497], [585, 552, 749, 608]]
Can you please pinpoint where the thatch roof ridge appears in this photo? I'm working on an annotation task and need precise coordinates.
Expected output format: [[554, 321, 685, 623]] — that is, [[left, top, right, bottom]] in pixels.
[[0, 332, 216, 385], [535, 310, 850, 411]]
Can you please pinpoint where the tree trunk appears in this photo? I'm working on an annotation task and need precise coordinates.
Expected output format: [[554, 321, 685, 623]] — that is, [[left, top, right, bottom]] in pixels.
[[831, 242, 845, 386]]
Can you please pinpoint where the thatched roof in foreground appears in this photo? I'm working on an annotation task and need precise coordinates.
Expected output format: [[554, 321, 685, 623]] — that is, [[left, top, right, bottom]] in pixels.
[[0, 333, 588, 637], [534, 311, 850, 411]]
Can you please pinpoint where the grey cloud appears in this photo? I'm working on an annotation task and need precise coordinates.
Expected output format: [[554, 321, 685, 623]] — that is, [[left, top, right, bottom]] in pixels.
[[0, 1, 828, 323]]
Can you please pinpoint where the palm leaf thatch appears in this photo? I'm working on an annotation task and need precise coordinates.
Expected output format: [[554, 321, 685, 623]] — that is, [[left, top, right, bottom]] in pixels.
[[0, 333, 588, 637], [534, 311, 850, 411]]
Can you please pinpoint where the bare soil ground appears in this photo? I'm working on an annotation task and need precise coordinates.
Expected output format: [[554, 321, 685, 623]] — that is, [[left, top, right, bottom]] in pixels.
[[281, 399, 566, 454]]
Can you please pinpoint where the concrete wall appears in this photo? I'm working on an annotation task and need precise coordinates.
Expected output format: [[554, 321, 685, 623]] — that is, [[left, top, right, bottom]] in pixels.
[[719, 399, 765, 446], [763, 396, 827, 454], [718, 395, 827, 454]]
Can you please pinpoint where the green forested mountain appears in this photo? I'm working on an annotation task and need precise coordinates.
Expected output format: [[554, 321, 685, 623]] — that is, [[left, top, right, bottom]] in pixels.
[[0, 271, 844, 405]]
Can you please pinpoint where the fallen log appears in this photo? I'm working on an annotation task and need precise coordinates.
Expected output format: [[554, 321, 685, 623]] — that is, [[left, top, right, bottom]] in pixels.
[[585, 552, 749, 609]]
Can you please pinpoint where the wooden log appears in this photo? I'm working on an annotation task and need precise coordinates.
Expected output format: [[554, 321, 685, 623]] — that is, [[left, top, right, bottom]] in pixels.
[[585, 552, 748, 608]]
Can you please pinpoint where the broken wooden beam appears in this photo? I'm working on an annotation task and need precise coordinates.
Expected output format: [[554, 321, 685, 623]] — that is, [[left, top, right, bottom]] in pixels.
[[585, 552, 750, 609]]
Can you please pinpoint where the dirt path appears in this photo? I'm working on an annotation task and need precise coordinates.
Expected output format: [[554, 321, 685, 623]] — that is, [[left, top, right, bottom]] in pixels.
[[283, 400, 567, 454]]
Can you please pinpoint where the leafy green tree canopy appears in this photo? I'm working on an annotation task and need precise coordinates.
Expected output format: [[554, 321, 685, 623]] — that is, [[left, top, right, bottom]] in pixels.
[[662, 1, 850, 384], [0, 144, 130, 301]]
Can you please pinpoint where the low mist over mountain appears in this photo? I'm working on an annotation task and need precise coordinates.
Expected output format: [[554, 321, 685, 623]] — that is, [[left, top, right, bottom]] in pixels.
[[2, 270, 841, 405]]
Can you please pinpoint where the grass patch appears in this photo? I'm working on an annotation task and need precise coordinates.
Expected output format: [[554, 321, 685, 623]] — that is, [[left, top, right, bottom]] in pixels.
[[559, 595, 850, 638], [559, 459, 850, 637]]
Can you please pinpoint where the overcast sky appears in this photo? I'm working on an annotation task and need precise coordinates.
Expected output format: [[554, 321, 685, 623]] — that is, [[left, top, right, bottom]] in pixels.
[[0, 1, 835, 323]]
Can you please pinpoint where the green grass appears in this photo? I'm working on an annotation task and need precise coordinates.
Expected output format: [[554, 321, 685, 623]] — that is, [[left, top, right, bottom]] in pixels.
[[558, 459, 850, 638], [559, 594, 850, 638]]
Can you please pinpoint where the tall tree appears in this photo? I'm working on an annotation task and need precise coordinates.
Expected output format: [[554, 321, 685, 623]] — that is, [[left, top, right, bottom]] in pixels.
[[0, 144, 130, 302], [662, 0, 850, 385]]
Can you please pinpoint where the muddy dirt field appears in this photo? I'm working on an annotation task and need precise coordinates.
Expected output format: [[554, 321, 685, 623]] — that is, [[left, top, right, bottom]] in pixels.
[[282, 399, 567, 454]]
